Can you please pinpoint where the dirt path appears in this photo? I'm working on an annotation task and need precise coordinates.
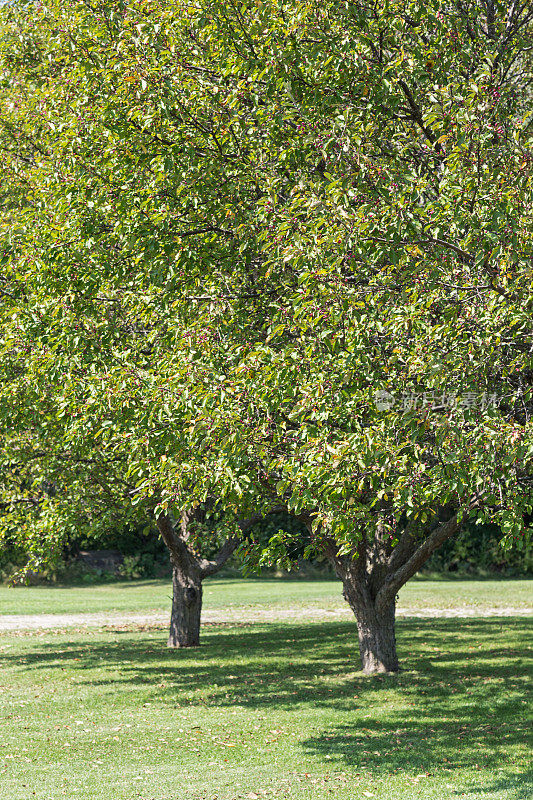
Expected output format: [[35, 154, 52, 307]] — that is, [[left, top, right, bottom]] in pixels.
[[0, 604, 531, 632]]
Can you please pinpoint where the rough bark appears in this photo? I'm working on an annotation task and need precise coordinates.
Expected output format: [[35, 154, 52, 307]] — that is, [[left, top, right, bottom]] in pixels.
[[155, 509, 227, 648], [156, 506, 266, 648], [341, 570, 399, 674], [167, 564, 203, 648], [353, 598, 398, 674], [326, 501, 481, 674]]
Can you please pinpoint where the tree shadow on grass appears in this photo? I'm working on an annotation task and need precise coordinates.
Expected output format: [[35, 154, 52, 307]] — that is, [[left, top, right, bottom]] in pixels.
[[301, 699, 531, 782], [6, 618, 531, 703], [3, 618, 531, 784], [295, 619, 531, 790]]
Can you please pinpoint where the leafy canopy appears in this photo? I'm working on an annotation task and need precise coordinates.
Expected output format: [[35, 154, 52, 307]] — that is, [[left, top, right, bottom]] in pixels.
[[1, 0, 532, 565]]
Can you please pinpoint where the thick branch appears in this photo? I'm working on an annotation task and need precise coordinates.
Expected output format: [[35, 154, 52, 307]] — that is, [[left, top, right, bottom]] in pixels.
[[155, 511, 199, 573], [376, 495, 482, 613], [323, 534, 370, 607], [387, 526, 418, 574], [157, 501, 290, 579], [199, 506, 287, 577], [198, 535, 242, 578], [179, 225, 234, 239], [375, 514, 461, 613], [366, 235, 472, 261], [367, 516, 394, 594], [397, 80, 436, 145], [180, 508, 281, 579]]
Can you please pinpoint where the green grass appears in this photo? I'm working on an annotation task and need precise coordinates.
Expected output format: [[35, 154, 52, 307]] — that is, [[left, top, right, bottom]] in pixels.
[[0, 577, 532, 616], [0, 617, 531, 799]]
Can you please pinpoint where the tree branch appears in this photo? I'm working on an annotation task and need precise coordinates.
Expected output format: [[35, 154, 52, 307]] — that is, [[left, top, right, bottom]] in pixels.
[[198, 507, 286, 577], [179, 225, 234, 239], [366, 235, 472, 261], [386, 526, 418, 574], [198, 535, 242, 578], [397, 80, 436, 145], [155, 511, 198, 572], [375, 494, 483, 614]]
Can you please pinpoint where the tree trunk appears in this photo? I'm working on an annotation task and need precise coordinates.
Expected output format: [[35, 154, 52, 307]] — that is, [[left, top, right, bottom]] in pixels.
[[167, 565, 203, 648], [341, 577, 399, 674], [323, 504, 473, 674], [156, 508, 245, 649], [355, 600, 399, 674]]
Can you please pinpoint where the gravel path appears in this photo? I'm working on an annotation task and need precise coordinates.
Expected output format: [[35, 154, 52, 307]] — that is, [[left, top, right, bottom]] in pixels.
[[0, 604, 531, 632]]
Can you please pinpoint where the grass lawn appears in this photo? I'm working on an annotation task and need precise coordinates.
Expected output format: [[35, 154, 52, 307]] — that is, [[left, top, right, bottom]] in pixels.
[[0, 576, 531, 616], [0, 616, 531, 800]]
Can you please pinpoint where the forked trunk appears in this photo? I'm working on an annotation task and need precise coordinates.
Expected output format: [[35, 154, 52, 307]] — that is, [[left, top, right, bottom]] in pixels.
[[156, 508, 244, 649], [325, 504, 468, 673], [355, 600, 399, 674], [167, 565, 203, 648]]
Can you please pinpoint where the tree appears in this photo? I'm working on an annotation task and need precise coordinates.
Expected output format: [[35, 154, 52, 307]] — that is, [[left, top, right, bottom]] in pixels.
[[156, 505, 263, 647], [0, 406, 247, 646], [0, 344, 241, 646], [1, 0, 532, 672]]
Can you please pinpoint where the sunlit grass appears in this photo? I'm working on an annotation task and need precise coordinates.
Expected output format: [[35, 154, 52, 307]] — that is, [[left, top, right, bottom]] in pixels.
[[0, 617, 531, 799], [0, 576, 531, 616]]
